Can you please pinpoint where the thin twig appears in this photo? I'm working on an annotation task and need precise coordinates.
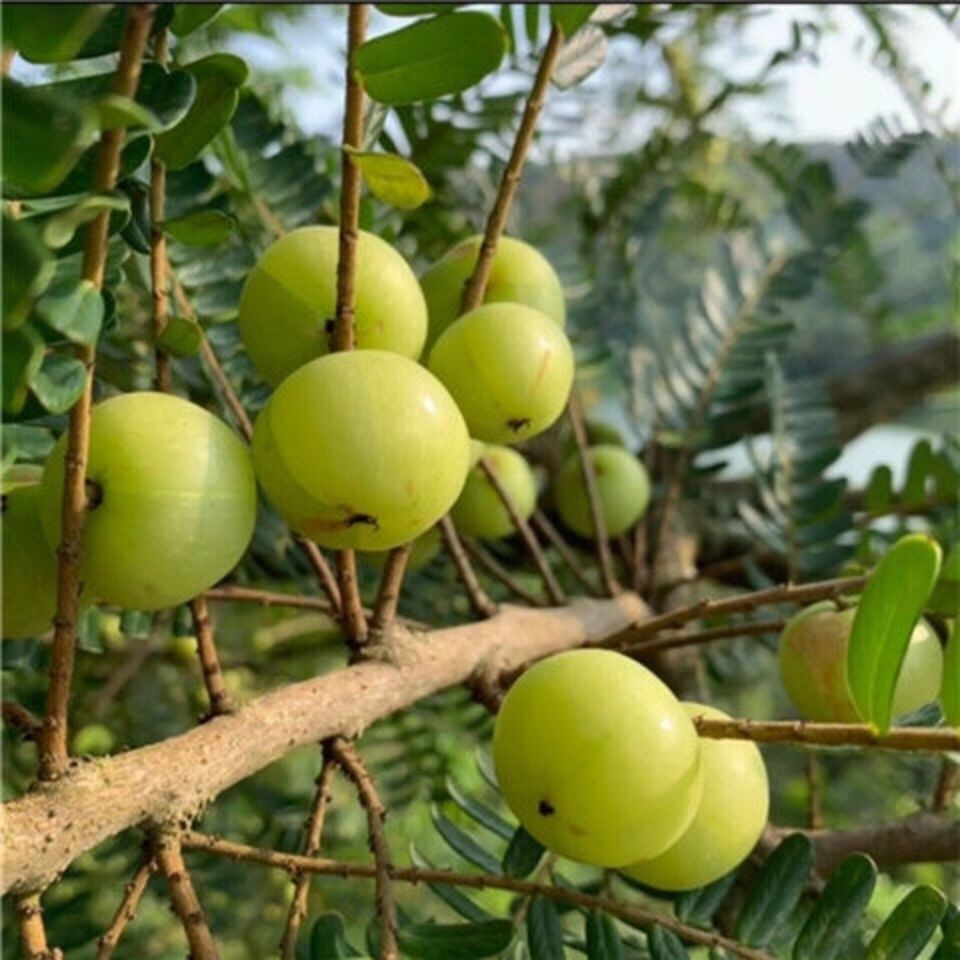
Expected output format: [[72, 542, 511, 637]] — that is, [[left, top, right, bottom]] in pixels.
[[96, 855, 155, 960], [694, 716, 960, 752], [463, 539, 545, 606], [625, 617, 786, 658], [328, 738, 398, 960], [2, 701, 42, 740], [439, 516, 498, 618], [459, 24, 565, 313], [805, 750, 823, 829], [368, 544, 412, 645], [566, 392, 618, 595], [606, 575, 868, 647], [39, 3, 155, 783], [149, 26, 172, 392], [295, 537, 344, 616], [279, 747, 339, 960], [479, 456, 565, 605], [183, 832, 773, 960], [90, 629, 155, 718], [189, 596, 235, 716], [331, 3, 370, 651], [933, 758, 959, 812], [532, 509, 603, 596], [152, 829, 219, 960], [16, 893, 60, 960]]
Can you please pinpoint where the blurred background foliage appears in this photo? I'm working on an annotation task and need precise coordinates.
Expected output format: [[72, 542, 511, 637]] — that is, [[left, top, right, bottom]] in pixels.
[[2, 3, 958, 957]]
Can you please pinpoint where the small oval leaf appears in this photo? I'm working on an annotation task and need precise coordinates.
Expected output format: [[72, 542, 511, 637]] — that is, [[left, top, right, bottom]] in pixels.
[[648, 926, 690, 960], [162, 210, 235, 246], [865, 886, 947, 960], [552, 24, 608, 90], [502, 825, 545, 878], [527, 898, 564, 960], [29, 353, 88, 415], [431, 806, 502, 874], [551, 4, 597, 37], [585, 911, 625, 960], [35, 279, 104, 346], [346, 148, 431, 209]]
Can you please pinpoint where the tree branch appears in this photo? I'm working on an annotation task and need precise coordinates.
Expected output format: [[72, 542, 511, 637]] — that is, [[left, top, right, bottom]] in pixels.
[[189, 596, 234, 717], [626, 617, 786, 658], [39, 2, 155, 783], [96, 854, 155, 960], [463, 538, 546, 606], [16, 892, 60, 960], [328, 738, 398, 960], [533, 508, 603, 596], [3, 700, 42, 741], [439, 516, 499, 618], [181, 831, 773, 960], [3, 593, 645, 894], [368, 544, 412, 646]]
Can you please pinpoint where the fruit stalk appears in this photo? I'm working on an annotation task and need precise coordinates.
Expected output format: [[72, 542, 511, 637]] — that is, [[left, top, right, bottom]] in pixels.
[[39, 2, 156, 783], [152, 829, 219, 960], [16, 893, 57, 960], [625, 617, 787, 658], [188, 596, 235, 716], [328, 738, 399, 960], [95, 855, 156, 960], [368, 544, 413, 643], [149, 27, 172, 393], [182, 831, 775, 960], [2, 700, 42, 741], [479, 456, 565, 605], [279, 748, 338, 960], [462, 538, 546, 607], [459, 24, 564, 313], [694, 716, 960, 751], [439, 517, 499, 617], [533, 509, 604, 596], [566, 390, 619, 596]]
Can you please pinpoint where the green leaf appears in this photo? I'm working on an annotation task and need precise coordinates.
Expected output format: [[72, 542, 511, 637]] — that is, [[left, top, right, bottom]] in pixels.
[[2, 326, 45, 415], [929, 546, 960, 618], [431, 806, 502, 874], [119, 610, 152, 638], [933, 907, 960, 960], [735, 834, 814, 946], [40, 194, 131, 250], [551, 4, 597, 36], [444, 777, 513, 840], [675, 873, 738, 926], [2, 214, 54, 331], [155, 54, 249, 170], [2, 79, 92, 195], [942, 621, 959, 727], [502, 825, 545, 878], [395, 920, 514, 959], [28, 353, 87, 415], [902, 441, 935, 507], [162, 210, 235, 246], [354, 12, 507, 105], [34, 280, 104, 346], [527, 898, 564, 960], [346, 148, 431, 209], [865, 886, 947, 960], [793, 854, 877, 960], [552, 23, 608, 89], [376, 3, 465, 14], [75, 4, 174, 59], [410, 844, 491, 923], [3, 4, 113, 63], [156, 316, 204, 358], [863, 465, 893, 515], [171, 3, 223, 36], [57, 136, 153, 199], [848, 534, 943, 731], [648, 927, 689, 960], [585, 911, 625, 960], [308, 913, 361, 958]]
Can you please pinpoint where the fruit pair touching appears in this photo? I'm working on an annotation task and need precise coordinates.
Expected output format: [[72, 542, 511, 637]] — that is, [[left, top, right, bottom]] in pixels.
[[494, 649, 769, 890]]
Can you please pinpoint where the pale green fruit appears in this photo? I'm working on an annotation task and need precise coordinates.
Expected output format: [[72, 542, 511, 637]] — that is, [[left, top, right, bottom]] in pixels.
[[359, 525, 442, 573], [622, 703, 769, 891], [420, 234, 566, 352], [554, 445, 650, 538], [72, 723, 115, 756], [238, 225, 427, 386], [252, 351, 470, 551], [428, 303, 574, 445], [779, 602, 943, 722], [451, 445, 537, 540], [41, 392, 257, 612], [494, 649, 703, 867], [2, 467, 58, 638]]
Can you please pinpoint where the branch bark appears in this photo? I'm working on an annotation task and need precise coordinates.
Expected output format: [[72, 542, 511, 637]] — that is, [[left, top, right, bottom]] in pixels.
[[3, 593, 645, 894], [189, 596, 235, 716], [96, 855, 155, 960], [16, 892, 60, 960], [39, 2, 155, 783]]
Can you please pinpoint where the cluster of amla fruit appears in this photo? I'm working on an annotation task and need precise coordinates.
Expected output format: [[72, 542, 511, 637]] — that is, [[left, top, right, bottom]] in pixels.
[[494, 649, 770, 890], [3, 227, 651, 637]]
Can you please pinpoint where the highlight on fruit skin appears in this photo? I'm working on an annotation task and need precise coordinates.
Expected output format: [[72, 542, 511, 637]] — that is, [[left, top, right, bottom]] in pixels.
[[451, 444, 538, 540], [778, 600, 944, 723], [252, 350, 471, 551], [493, 648, 703, 867], [553, 443, 651, 539], [2, 465, 60, 639], [40, 392, 258, 613], [239, 225, 428, 386], [622, 702, 770, 891], [428, 302, 575, 445], [419, 234, 566, 352]]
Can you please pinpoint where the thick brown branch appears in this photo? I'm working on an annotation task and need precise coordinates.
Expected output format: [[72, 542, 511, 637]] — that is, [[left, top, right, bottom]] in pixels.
[[279, 748, 338, 960], [368, 544, 412, 645], [3, 594, 645, 893], [694, 716, 960, 752], [182, 832, 772, 960], [39, 3, 155, 782], [479, 456, 565, 605], [533, 509, 603, 596], [463, 538, 545, 606], [189, 596, 235, 716], [328, 738, 398, 960], [152, 829, 219, 960], [566, 392, 619, 595], [607, 575, 867, 647], [439, 516, 498, 618], [460, 24, 564, 312], [96, 855, 155, 960], [16, 893, 60, 960]]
